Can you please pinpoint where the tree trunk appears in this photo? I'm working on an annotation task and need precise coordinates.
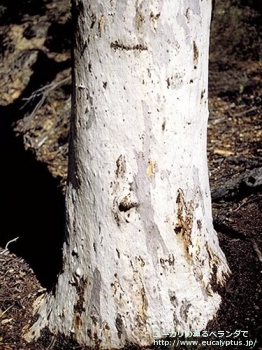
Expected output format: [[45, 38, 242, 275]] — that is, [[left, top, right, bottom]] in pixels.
[[25, 0, 230, 348]]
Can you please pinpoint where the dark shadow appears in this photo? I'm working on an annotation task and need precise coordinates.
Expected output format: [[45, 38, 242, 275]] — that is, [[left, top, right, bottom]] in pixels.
[[241, 0, 262, 13], [0, 0, 47, 25], [44, 19, 72, 53], [0, 50, 71, 290]]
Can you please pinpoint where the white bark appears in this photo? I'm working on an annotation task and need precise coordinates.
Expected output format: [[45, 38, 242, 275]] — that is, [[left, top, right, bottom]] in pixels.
[[25, 0, 230, 348]]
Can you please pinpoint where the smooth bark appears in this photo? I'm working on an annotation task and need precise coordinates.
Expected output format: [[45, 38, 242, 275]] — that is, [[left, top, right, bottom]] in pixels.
[[25, 1, 230, 348]]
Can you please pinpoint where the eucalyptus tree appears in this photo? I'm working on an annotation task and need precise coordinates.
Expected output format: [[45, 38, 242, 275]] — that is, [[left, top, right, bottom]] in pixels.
[[25, 1, 230, 348]]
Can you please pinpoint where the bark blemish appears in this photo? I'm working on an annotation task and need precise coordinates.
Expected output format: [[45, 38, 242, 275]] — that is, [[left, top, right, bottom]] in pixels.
[[88, 61, 92, 73], [115, 314, 124, 339], [90, 13, 96, 29], [193, 41, 198, 66], [136, 12, 145, 32], [185, 8, 190, 21], [179, 299, 191, 323], [174, 189, 194, 259], [98, 14, 105, 37], [110, 41, 148, 51], [146, 159, 156, 178], [73, 313, 82, 334], [136, 255, 145, 267], [118, 195, 139, 212], [166, 74, 184, 90], [116, 249, 120, 259], [112, 198, 122, 227], [113, 181, 140, 225], [72, 247, 78, 257], [113, 189, 127, 224], [130, 258, 149, 323], [150, 12, 160, 20], [160, 254, 175, 269], [197, 220, 202, 230], [162, 119, 166, 131], [115, 155, 126, 178], [205, 243, 231, 286], [169, 290, 178, 307], [166, 77, 170, 89], [74, 278, 87, 314], [149, 12, 160, 33], [111, 273, 120, 295]]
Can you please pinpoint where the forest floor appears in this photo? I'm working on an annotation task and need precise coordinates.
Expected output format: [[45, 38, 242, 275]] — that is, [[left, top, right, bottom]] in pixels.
[[0, 0, 261, 349]]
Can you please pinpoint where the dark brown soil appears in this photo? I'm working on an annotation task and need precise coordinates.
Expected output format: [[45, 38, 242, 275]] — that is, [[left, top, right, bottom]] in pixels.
[[0, 0, 261, 349]]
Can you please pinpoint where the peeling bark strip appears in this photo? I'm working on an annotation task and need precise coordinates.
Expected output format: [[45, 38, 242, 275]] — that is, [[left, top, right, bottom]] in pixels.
[[25, 1, 230, 348]]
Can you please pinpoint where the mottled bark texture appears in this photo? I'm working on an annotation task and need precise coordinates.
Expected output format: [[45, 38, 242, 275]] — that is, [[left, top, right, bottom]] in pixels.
[[25, 1, 230, 348]]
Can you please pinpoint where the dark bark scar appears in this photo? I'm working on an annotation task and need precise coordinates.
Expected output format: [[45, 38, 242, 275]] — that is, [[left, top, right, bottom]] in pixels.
[[110, 41, 148, 51]]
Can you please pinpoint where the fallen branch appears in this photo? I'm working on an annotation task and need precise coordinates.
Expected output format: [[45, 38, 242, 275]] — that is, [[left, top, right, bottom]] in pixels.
[[211, 167, 262, 202]]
